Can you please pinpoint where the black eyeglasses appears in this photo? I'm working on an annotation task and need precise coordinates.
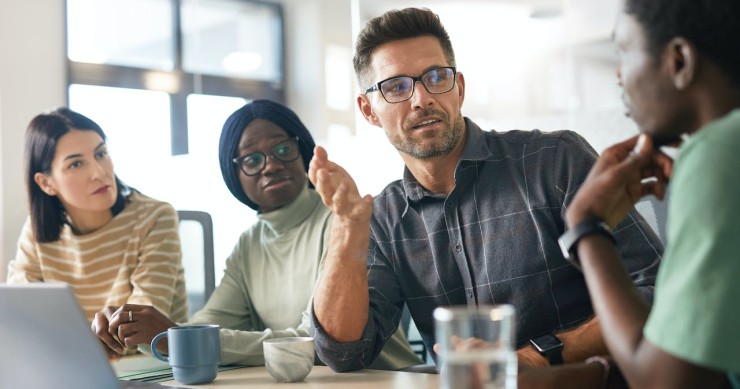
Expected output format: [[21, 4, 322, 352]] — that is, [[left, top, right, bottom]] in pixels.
[[232, 137, 300, 176], [364, 67, 457, 104]]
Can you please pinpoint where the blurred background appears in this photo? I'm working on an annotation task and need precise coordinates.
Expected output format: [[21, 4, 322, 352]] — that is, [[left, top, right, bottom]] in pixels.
[[0, 0, 647, 282]]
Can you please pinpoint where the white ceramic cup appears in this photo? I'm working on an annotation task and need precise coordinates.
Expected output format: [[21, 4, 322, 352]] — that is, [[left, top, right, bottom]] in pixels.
[[263, 337, 315, 382]]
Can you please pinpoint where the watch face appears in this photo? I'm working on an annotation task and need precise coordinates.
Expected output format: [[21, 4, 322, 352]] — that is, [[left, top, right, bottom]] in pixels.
[[529, 333, 563, 352], [557, 236, 571, 259]]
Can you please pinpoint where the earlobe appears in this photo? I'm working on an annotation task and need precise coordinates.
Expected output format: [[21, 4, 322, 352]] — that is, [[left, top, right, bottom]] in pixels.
[[34, 173, 56, 196], [670, 37, 696, 90]]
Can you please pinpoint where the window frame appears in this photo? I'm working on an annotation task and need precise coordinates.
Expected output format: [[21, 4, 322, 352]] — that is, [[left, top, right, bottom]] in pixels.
[[65, 0, 286, 155]]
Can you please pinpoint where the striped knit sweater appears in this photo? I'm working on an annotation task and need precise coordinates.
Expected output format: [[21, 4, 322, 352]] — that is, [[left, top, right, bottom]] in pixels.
[[8, 191, 188, 323]]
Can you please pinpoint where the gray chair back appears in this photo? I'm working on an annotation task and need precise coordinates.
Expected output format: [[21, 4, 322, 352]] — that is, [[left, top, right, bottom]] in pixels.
[[177, 210, 216, 317]]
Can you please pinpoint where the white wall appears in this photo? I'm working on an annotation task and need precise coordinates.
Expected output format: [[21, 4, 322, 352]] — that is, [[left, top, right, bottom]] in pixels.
[[0, 0, 67, 280]]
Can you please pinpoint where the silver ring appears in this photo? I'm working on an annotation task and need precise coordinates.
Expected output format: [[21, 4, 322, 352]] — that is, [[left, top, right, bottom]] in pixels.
[[128, 311, 133, 323]]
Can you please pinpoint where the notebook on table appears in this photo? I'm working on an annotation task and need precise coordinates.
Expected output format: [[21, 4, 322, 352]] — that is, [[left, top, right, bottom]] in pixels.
[[0, 283, 182, 388]]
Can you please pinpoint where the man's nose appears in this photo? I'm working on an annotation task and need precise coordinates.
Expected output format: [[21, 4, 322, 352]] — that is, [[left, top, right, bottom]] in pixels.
[[409, 80, 434, 108]]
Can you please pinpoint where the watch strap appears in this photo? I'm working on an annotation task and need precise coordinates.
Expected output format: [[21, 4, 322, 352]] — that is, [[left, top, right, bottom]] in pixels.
[[529, 333, 564, 366], [542, 347, 563, 365], [558, 219, 616, 271]]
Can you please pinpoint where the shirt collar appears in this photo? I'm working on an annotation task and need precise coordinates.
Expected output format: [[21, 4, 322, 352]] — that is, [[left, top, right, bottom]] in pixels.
[[401, 118, 492, 206]]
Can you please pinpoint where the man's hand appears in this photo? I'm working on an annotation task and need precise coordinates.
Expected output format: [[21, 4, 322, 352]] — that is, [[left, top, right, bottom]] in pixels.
[[309, 146, 373, 225], [566, 134, 674, 228], [435, 337, 514, 389], [434, 336, 501, 355], [518, 362, 624, 389]]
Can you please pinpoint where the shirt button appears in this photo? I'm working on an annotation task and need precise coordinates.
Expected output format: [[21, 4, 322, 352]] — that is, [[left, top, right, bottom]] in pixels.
[[455, 244, 462, 252], [446, 200, 455, 208]]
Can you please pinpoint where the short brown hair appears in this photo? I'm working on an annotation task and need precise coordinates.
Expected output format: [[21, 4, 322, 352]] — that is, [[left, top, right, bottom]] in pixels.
[[353, 7, 456, 89]]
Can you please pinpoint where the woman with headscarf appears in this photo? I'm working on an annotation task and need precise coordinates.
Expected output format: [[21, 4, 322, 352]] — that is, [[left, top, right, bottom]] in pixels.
[[93, 100, 421, 369]]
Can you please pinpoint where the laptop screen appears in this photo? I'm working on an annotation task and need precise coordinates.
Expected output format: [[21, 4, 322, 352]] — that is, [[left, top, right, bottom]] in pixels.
[[0, 283, 124, 388]]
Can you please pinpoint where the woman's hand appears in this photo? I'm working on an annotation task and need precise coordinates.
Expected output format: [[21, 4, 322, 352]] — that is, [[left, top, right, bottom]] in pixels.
[[93, 304, 176, 354], [92, 305, 125, 356]]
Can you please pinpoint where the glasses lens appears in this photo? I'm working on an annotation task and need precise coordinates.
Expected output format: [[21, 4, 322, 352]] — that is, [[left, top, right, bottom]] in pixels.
[[273, 140, 299, 162], [241, 153, 265, 175], [380, 77, 414, 103], [422, 68, 455, 93]]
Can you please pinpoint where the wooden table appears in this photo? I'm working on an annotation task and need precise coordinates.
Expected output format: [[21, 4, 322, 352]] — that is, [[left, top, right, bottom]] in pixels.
[[160, 365, 438, 388]]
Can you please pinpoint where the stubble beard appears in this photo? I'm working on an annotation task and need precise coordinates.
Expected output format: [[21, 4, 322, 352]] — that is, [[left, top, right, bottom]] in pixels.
[[390, 112, 465, 160]]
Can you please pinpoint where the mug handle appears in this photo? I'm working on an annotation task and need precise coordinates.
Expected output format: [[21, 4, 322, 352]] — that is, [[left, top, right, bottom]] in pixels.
[[150, 331, 169, 362]]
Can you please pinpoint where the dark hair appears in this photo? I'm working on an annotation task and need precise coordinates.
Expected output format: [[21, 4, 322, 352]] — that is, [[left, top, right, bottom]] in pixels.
[[24, 107, 129, 243], [353, 7, 456, 89], [625, 0, 740, 87], [218, 99, 316, 211]]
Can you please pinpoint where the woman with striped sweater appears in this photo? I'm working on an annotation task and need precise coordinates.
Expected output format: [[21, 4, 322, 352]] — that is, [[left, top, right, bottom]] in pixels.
[[7, 108, 188, 325]]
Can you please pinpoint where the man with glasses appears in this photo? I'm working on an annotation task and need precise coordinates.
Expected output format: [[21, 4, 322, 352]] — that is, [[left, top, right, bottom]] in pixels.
[[308, 7, 663, 373]]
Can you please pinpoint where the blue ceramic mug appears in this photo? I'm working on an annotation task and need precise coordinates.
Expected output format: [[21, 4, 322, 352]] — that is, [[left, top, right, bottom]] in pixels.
[[151, 325, 220, 385]]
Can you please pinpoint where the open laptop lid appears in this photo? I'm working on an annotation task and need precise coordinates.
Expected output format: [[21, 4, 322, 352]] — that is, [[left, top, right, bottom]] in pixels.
[[0, 283, 161, 389]]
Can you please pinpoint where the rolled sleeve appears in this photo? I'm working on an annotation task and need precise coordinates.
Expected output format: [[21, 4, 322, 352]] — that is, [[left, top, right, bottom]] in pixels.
[[310, 303, 381, 372], [311, 235, 406, 372]]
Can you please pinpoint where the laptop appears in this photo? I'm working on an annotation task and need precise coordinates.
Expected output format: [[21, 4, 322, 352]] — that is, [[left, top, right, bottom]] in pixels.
[[0, 283, 180, 388]]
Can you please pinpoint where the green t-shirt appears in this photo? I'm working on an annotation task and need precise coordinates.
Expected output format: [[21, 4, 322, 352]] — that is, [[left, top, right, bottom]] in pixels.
[[644, 109, 740, 385]]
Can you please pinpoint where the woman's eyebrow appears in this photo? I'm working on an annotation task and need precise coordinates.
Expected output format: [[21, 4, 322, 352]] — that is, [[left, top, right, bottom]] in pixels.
[[63, 153, 83, 162], [62, 142, 106, 161], [238, 135, 290, 152]]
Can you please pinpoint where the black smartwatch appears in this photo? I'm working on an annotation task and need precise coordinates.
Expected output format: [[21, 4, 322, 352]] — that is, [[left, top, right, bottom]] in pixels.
[[558, 219, 616, 271], [529, 333, 564, 365]]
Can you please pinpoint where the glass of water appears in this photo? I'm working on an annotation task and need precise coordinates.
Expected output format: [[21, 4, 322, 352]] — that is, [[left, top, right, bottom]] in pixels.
[[434, 305, 517, 389]]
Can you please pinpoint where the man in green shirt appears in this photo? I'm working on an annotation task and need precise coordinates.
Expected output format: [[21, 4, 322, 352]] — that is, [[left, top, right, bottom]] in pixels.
[[553, 0, 740, 387]]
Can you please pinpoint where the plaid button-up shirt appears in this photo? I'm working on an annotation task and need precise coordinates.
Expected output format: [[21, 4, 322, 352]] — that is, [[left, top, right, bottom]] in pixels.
[[313, 119, 663, 371]]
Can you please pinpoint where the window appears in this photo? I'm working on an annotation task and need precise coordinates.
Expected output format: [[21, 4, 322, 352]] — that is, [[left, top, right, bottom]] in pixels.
[[66, 0, 285, 278], [181, 0, 282, 81], [67, 0, 284, 155]]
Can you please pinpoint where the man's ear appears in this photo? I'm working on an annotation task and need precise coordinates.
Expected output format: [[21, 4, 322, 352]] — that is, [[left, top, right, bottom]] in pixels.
[[456, 71, 466, 108], [357, 94, 381, 127], [667, 37, 697, 91], [34, 172, 56, 196]]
